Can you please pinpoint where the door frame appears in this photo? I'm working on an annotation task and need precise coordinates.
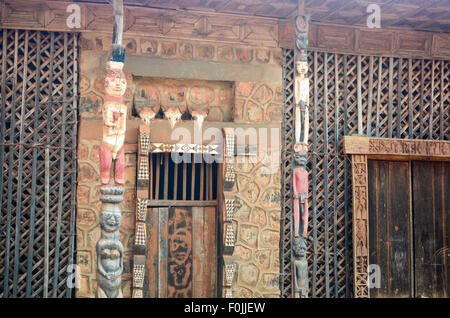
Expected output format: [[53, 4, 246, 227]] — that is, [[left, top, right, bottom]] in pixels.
[[131, 123, 237, 298], [343, 136, 450, 298]]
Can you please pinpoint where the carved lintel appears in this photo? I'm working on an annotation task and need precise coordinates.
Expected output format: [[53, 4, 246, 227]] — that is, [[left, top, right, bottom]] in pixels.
[[344, 136, 450, 158]]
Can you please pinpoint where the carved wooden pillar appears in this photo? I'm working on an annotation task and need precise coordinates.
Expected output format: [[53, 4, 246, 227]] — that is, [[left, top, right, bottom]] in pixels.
[[96, 0, 127, 298], [292, 1, 310, 298], [222, 128, 236, 298]]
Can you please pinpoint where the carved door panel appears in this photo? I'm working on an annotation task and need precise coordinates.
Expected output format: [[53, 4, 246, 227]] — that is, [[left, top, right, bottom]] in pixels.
[[412, 161, 450, 298], [368, 160, 413, 298], [146, 206, 217, 298]]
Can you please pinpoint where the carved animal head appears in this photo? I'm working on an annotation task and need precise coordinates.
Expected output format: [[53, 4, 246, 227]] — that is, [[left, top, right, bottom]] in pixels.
[[164, 106, 182, 129], [139, 107, 156, 124], [191, 109, 209, 129]]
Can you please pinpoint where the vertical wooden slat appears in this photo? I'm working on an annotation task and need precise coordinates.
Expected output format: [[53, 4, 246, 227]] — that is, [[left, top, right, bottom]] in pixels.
[[149, 153, 153, 200], [12, 30, 29, 297], [52, 33, 69, 297], [388, 57, 394, 138], [66, 33, 78, 298], [408, 59, 414, 139], [397, 58, 402, 138], [420, 59, 425, 138], [155, 154, 160, 200], [367, 56, 373, 136], [173, 156, 178, 200], [323, 52, 330, 297], [163, 153, 169, 200], [440, 61, 444, 140], [44, 147, 50, 298], [182, 159, 187, 200], [333, 53, 339, 296], [430, 59, 435, 139], [191, 154, 196, 200], [26, 31, 41, 297], [208, 163, 213, 201], [3, 30, 19, 298], [0, 31, 8, 265], [311, 50, 319, 297], [199, 160, 204, 201], [376, 57, 382, 137], [357, 55, 363, 135]]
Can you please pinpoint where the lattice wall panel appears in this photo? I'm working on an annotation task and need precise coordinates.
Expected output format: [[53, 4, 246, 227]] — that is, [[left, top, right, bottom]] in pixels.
[[0, 29, 78, 298], [281, 49, 449, 298]]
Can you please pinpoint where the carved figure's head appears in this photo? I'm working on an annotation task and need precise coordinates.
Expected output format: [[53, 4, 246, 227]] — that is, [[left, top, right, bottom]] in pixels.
[[105, 61, 127, 97], [295, 61, 308, 78], [293, 236, 307, 258], [294, 151, 307, 167], [100, 210, 122, 233]]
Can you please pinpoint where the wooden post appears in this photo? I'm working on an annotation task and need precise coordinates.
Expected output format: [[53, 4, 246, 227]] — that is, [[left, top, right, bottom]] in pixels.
[[292, 0, 309, 298], [96, 0, 126, 298]]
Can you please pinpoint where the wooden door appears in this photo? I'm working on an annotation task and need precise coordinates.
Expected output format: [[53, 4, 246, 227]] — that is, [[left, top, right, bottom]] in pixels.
[[368, 160, 413, 297], [146, 206, 217, 298], [368, 160, 450, 298], [412, 161, 450, 298]]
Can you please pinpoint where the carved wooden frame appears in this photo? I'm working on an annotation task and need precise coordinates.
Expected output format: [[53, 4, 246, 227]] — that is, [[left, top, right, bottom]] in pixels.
[[132, 124, 236, 298], [343, 136, 450, 298]]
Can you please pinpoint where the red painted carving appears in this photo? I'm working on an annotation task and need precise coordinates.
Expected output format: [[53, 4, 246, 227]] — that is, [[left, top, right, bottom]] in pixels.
[[293, 152, 309, 238]]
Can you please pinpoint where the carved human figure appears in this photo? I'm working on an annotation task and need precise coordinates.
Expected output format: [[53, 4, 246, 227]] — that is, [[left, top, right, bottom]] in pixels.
[[293, 236, 308, 298], [293, 152, 309, 239], [96, 239, 124, 298], [100, 61, 127, 185], [294, 61, 309, 152], [96, 207, 124, 298]]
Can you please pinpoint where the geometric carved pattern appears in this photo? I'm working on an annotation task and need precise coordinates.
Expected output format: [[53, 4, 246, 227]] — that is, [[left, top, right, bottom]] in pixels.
[[133, 264, 145, 289], [149, 142, 220, 155], [281, 48, 449, 298], [225, 263, 236, 287], [224, 223, 235, 250], [136, 198, 148, 222], [351, 155, 369, 298], [223, 128, 235, 190], [0, 29, 78, 298], [140, 133, 150, 155], [224, 196, 235, 222], [137, 156, 149, 181], [135, 223, 146, 247]]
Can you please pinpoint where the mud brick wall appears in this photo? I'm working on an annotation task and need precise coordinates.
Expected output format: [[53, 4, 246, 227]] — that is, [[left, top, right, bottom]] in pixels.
[[76, 31, 283, 298]]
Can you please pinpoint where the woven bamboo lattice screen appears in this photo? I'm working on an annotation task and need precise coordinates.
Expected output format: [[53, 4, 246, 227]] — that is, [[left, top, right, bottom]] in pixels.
[[280, 49, 449, 298], [0, 29, 78, 298]]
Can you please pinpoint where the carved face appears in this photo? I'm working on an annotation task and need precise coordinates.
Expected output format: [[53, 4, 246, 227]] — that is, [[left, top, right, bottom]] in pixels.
[[295, 61, 308, 77], [105, 69, 127, 97], [293, 236, 307, 258], [294, 152, 307, 167], [170, 229, 191, 264], [100, 211, 122, 232]]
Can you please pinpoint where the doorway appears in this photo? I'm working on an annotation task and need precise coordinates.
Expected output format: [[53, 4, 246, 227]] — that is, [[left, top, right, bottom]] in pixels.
[[145, 153, 219, 298], [368, 160, 450, 297]]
